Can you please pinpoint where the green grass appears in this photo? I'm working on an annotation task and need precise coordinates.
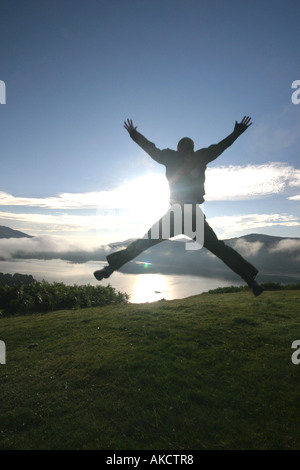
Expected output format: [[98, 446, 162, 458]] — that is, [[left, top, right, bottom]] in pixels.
[[1, 290, 300, 450]]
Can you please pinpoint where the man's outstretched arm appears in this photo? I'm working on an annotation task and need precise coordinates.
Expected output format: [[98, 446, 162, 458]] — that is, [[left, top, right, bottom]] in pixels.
[[203, 116, 252, 163], [124, 118, 164, 164]]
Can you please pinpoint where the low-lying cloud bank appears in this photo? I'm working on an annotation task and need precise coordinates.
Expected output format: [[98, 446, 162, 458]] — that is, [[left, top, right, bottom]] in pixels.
[[0, 233, 299, 283], [0, 235, 109, 262]]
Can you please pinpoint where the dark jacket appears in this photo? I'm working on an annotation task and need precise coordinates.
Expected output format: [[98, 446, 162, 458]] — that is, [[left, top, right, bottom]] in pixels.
[[130, 128, 240, 204]]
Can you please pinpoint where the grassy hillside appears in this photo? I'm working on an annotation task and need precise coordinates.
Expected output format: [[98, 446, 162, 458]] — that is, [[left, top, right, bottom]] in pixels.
[[1, 290, 300, 450]]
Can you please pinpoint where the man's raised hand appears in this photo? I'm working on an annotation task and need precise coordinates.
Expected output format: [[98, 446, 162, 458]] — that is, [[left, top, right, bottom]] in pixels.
[[234, 116, 252, 136], [124, 118, 137, 134]]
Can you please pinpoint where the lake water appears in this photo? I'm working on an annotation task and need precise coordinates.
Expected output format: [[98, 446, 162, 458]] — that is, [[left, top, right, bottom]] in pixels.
[[0, 258, 242, 303]]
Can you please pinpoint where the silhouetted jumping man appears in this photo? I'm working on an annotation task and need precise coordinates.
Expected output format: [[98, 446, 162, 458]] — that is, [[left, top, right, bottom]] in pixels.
[[94, 117, 264, 296]]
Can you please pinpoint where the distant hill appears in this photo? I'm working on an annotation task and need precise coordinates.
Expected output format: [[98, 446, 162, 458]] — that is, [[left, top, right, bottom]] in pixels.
[[0, 226, 33, 239], [116, 233, 300, 284]]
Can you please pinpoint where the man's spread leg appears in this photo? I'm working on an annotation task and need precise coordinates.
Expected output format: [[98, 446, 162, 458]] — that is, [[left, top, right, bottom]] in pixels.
[[202, 218, 264, 296], [94, 215, 169, 281]]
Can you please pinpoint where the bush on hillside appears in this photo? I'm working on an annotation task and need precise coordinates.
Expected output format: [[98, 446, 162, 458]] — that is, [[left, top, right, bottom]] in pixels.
[[0, 272, 36, 286], [0, 280, 129, 316]]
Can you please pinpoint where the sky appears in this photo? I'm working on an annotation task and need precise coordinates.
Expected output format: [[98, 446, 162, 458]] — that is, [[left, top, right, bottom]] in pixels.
[[1, 0, 300, 263]]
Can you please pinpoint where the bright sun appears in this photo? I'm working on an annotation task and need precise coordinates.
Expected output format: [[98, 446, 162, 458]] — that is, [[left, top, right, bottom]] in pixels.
[[123, 173, 169, 211], [118, 174, 170, 238]]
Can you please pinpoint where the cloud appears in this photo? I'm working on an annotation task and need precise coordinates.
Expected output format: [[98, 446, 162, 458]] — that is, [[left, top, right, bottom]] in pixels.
[[0, 211, 99, 232], [0, 174, 170, 242], [269, 239, 300, 253], [288, 171, 300, 188], [205, 163, 300, 201], [0, 206, 162, 244], [0, 190, 120, 210], [208, 213, 300, 238], [1, 213, 299, 265], [0, 174, 169, 210], [1, 164, 300, 246], [1, 163, 300, 211], [1, 209, 300, 251], [0, 235, 104, 261], [231, 239, 264, 257]]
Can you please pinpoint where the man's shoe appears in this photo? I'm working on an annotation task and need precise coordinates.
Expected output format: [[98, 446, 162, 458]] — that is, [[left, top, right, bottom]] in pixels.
[[250, 279, 264, 297], [94, 265, 114, 281]]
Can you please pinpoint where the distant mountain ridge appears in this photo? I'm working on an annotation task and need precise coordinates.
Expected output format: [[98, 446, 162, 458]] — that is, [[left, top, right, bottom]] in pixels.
[[0, 226, 33, 239], [114, 232, 300, 284], [228, 233, 299, 245]]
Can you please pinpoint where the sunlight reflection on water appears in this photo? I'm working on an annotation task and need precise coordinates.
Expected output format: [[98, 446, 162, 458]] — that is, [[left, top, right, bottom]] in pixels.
[[0, 259, 242, 304]]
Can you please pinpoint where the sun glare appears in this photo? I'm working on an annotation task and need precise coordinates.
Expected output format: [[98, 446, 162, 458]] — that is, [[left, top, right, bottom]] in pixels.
[[131, 273, 169, 303], [119, 174, 170, 236], [121, 174, 169, 208], [95, 174, 170, 243]]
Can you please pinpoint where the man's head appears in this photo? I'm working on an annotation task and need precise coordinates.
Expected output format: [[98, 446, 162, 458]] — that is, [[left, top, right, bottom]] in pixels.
[[177, 137, 194, 154]]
